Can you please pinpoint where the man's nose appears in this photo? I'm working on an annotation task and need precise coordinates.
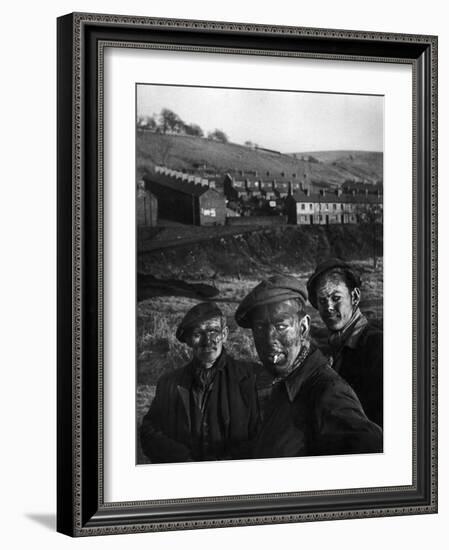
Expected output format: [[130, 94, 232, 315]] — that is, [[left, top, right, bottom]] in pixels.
[[266, 325, 278, 344], [201, 332, 215, 346]]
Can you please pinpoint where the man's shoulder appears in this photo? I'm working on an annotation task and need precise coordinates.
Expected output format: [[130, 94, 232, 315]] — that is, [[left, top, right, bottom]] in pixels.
[[304, 349, 351, 392], [222, 353, 257, 380], [349, 323, 383, 362], [156, 363, 192, 387], [360, 322, 383, 344]]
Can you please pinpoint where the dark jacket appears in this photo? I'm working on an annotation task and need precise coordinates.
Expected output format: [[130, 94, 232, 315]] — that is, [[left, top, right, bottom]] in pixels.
[[253, 347, 382, 459], [140, 350, 260, 463], [331, 324, 383, 427]]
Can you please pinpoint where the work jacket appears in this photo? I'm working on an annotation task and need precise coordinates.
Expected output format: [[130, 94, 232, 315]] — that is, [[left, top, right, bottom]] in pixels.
[[140, 350, 260, 463], [253, 347, 382, 459], [330, 323, 383, 428]]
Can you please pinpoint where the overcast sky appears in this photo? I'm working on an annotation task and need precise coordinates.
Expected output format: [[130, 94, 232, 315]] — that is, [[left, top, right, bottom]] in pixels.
[[137, 84, 383, 153]]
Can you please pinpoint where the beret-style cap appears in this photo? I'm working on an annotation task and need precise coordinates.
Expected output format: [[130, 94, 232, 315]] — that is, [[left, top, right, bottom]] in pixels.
[[235, 275, 307, 328], [176, 302, 224, 343], [306, 258, 360, 308]]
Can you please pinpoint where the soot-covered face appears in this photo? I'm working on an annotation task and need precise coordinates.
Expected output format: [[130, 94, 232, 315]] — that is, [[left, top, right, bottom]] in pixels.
[[186, 316, 228, 368], [315, 272, 360, 332], [250, 300, 310, 377]]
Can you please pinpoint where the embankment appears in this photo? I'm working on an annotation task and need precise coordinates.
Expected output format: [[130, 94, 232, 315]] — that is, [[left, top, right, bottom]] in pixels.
[[141, 223, 382, 279]]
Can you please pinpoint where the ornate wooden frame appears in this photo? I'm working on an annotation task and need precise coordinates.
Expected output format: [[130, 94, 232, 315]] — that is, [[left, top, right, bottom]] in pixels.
[[57, 12, 438, 536]]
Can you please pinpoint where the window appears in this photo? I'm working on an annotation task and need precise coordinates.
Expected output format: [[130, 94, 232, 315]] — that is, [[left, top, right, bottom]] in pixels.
[[301, 204, 305, 210], [202, 208, 216, 217]]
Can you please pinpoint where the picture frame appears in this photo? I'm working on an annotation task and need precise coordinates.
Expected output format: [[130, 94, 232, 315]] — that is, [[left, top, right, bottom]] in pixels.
[[57, 12, 438, 537]]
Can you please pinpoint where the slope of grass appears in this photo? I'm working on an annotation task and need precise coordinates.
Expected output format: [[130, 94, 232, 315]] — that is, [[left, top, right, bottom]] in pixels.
[[136, 131, 383, 186]]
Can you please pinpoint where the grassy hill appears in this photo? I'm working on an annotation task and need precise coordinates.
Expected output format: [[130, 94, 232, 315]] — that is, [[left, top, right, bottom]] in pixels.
[[137, 130, 383, 187], [292, 150, 383, 182]]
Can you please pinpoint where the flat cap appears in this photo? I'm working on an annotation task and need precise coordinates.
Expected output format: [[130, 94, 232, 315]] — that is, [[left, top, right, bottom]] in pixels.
[[235, 275, 307, 328], [306, 258, 361, 308], [176, 302, 224, 343]]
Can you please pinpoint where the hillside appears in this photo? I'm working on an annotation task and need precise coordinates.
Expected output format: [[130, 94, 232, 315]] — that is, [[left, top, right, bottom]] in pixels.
[[137, 131, 383, 186], [140, 224, 383, 280], [292, 150, 383, 182]]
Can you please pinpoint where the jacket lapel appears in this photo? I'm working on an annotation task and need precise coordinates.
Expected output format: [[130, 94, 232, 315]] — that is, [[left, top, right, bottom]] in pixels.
[[176, 363, 194, 433], [176, 385, 191, 432]]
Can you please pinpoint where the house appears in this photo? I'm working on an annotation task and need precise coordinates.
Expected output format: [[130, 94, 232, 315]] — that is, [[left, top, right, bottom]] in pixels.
[[223, 174, 249, 201], [143, 170, 226, 226], [137, 180, 158, 226], [286, 187, 382, 225]]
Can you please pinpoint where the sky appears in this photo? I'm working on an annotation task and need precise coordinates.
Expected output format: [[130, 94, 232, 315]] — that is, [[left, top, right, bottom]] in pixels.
[[137, 84, 383, 153]]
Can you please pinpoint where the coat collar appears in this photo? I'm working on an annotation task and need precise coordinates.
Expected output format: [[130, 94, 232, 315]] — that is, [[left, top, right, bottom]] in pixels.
[[343, 314, 368, 349], [283, 347, 329, 403], [176, 349, 230, 426], [328, 310, 368, 352]]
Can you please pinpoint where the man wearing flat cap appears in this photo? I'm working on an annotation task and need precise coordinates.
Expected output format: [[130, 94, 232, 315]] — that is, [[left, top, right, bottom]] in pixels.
[[307, 259, 383, 427], [140, 302, 260, 463], [236, 275, 382, 458]]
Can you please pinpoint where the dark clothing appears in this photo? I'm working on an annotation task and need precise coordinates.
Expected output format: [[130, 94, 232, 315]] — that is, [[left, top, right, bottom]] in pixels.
[[253, 347, 382, 458], [140, 350, 260, 463], [331, 323, 383, 427]]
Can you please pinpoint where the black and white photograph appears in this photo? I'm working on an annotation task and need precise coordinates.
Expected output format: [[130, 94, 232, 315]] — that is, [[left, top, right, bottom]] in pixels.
[[136, 84, 384, 465]]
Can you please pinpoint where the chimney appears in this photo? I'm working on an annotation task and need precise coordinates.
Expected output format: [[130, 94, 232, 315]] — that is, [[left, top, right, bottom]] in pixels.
[[337, 188, 342, 197]]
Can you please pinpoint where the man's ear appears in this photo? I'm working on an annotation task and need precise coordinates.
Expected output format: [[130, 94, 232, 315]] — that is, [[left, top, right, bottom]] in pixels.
[[351, 287, 361, 307], [221, 325, 229, 344], [299, 314, 311, 339]]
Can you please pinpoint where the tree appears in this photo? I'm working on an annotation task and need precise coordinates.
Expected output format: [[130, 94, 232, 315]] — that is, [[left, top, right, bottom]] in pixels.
[[184, 123, 204, 137], [208, 129, 228, 143], [137, 115, 157, 130], [159, 108, 184, 134]]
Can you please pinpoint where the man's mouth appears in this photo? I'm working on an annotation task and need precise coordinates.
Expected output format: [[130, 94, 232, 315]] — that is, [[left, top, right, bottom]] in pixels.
[[325, 314, 340, 322], [266, 351, 287, 365]]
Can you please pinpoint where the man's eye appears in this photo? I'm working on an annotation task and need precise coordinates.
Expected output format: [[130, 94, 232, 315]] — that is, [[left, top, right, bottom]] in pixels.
[[276, 324, 287, 331], [332, 295, 341, 303]]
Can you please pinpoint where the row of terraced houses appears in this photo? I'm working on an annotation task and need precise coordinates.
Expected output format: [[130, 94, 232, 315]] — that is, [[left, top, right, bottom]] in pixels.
[[139, 165, 382, 227]]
